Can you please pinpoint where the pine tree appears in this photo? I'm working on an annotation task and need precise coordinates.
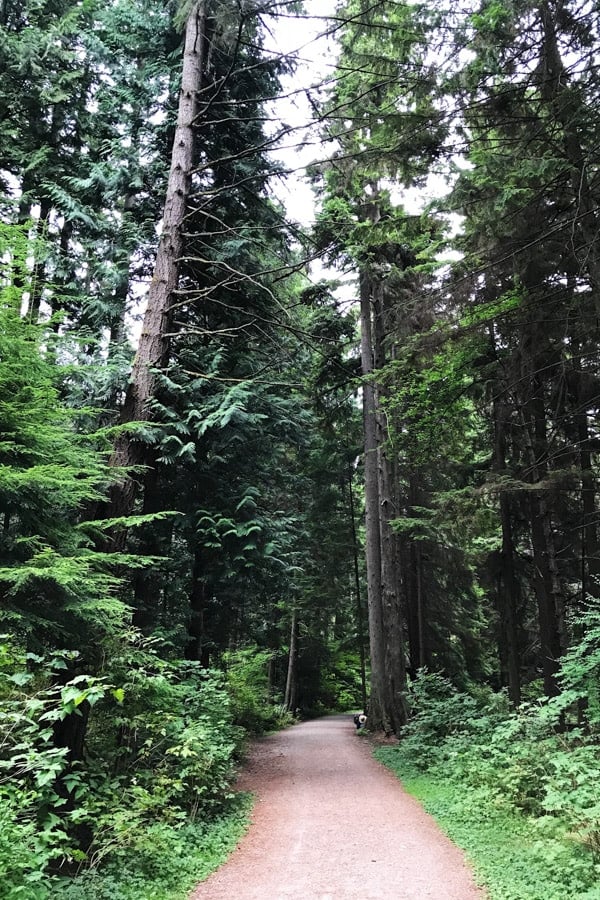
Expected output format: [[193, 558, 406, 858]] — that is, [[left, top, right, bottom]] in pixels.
[[314, 0, 446, 730], [0, 0, 175, 337], [445, 0, 600, 696]]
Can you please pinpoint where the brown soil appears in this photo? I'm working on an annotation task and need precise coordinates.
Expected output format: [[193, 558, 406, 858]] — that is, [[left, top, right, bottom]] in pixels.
[[190, 715, 487, 900]]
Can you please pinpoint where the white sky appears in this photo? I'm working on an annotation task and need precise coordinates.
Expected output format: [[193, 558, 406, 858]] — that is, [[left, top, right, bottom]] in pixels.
[[263, 1, 341, 229], [263, 3, 458, 248], [262, 2, 461, 297]]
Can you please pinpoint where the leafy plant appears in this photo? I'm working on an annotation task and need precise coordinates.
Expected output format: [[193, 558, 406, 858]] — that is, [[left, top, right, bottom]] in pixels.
[[377, 671, 600, 898], [224, 646, 293, 734]]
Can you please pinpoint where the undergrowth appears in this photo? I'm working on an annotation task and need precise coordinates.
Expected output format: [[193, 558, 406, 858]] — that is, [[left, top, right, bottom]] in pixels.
[[376, 671, 600, 900], [0, 639, 286, 899], [52, 794, 251, 900]]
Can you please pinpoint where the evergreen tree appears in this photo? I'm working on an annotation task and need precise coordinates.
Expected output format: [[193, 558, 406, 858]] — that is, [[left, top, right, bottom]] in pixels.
[[313, 0, 448, 730], [443, 0, 600, 696], [0, 0, 175, 336]]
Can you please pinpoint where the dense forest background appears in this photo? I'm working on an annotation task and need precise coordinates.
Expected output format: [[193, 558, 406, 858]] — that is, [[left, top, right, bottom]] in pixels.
[[2, 0, 600, 897]]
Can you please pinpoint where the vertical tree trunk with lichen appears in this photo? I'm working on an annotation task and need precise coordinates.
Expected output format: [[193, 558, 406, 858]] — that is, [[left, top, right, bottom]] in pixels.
[[359, 269, 388, 730], [108, 1, 206, 522], [360, 259, 408, 733], [372, 278, 408, 732], [284, 609, 299, 711]]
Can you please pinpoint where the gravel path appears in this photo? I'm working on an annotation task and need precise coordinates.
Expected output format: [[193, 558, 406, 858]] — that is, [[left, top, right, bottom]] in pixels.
[[190, 715, 486, 900]]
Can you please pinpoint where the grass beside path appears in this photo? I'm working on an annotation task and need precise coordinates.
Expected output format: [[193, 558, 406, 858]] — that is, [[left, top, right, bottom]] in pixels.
[[376, 749, 600, 900]]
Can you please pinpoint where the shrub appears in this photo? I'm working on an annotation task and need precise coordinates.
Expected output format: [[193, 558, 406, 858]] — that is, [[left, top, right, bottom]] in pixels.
[[377, 670, 600, 898], [542, 743, 600, 856], [223, 646, 293, 733], [52, 796, 251, 900], [0, 637, 242, 882]]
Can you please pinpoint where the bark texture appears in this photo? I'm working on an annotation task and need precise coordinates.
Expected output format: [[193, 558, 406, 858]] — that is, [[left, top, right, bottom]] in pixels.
[[359, 270, 387, 729], [360, 265, 408, 733], [284, 609, 299, 711], [108, 2, 206, 521], [520, 348, 564, 696]]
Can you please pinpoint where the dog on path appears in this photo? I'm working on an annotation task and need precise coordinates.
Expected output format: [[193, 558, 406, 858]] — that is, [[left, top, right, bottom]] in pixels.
[[353, 713, 367, 730]]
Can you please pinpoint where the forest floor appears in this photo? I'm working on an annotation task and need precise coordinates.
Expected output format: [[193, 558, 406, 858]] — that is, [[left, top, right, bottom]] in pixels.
[[189, 714, 486, 900]]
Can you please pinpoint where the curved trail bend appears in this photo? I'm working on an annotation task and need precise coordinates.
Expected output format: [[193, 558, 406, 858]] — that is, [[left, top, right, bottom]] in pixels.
[[191, 715, 485, 900]]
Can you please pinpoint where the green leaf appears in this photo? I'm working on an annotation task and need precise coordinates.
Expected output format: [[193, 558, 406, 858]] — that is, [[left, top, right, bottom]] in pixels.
[[9, 672, 33, 686]]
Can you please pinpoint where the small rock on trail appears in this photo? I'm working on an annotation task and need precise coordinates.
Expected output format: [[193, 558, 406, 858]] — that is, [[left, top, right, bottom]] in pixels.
[[190, 715, 486, 900]]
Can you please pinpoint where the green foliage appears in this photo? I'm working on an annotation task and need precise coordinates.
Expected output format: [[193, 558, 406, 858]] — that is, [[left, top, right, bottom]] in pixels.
[[0, 642, 107, 898], [0, 2, 364, 895], [53, 797, 251, 900], [0, 634, 243, 893], [1, 0, 175, 336], [319, 645, 366, 712], [0, 224, 134, 653], [0, 802, 54, 900], [13, 0, 600, 894], [559, 600, 600, 725], [377, 671, 600, 898], [543, 744, 600, 856], [224, 646, 293, 733], [383, 773, 600, 900], [85, 649, 241, 834]]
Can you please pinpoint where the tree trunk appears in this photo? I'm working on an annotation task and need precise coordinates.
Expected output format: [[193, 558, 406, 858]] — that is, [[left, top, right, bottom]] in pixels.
[[108, 2, 206, 522], [185, 547, 210, 666], [132, 460, 168, 630], [284, 609, 298, 711], [491, 383, 522, 704], [347, 460, 368, 712], [498, 492, 522, 703], [359, 269, 387, 729], [25, 197, 51, 321], [405, 538, 419, 677], [53, 702, 90, 765], [415, 542, 427, 669], [267, 653, 277, 703], [376, 395, 408, 731], [373, 277, 408, 732], [521, 374, 564, 696], [405, 474, 428, 674], [573, 364, 600, 603]]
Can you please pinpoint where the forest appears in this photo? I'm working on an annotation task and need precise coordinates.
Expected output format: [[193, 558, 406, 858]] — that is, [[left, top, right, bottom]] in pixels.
[[1, 0, 600, 897]]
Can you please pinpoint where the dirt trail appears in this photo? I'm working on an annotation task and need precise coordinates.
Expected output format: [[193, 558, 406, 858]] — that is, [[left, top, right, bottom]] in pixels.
[[190, 715, 486, 900]]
